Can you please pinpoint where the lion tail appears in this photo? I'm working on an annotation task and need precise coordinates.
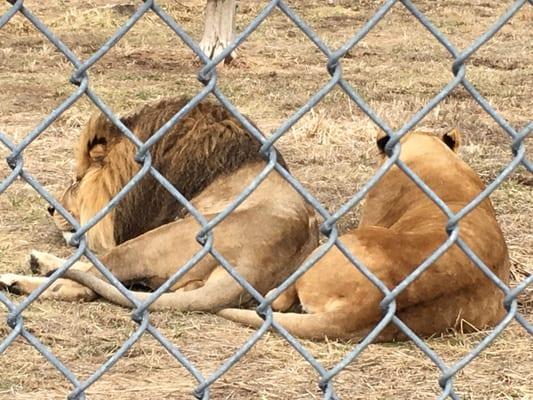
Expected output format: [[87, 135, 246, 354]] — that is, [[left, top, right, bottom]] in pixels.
[[217, 308, 356, 340]]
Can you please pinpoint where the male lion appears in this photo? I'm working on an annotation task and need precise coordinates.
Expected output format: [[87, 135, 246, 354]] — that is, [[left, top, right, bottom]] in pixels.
[[218, 130, 510, 340], [0, 97, 318, 309]]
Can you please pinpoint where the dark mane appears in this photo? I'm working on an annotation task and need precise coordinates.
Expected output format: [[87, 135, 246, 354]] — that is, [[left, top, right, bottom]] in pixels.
[[111, 97, 287, 244]]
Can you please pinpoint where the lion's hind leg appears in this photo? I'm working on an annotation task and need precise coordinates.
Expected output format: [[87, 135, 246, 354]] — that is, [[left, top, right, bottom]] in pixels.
[[0, 251, 97, 302], [29, 250, 93, 276], [269, 284, 298, 312], [0, 274, 97, 301], [179, 280, 206, 291], [61, 265, 248, 311]]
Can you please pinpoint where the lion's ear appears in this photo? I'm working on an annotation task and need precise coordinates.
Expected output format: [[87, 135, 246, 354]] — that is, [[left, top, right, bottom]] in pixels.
[[89, 143, 107, 162], [376, 130, 390, 153], [442, 128, 461, 152]]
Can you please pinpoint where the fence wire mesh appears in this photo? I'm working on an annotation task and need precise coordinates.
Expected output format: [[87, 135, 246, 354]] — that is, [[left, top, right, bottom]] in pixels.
[[0, 0, 531, 399]]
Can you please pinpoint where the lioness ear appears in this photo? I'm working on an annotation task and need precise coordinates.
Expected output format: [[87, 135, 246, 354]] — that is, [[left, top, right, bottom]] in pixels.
[[89, 143, 107, 162], [442, 128, 461, 152], [376, 130, 390, 153]]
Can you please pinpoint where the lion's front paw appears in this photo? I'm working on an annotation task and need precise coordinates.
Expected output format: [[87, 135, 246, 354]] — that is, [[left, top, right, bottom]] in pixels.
[[0, 273, 26, 295], [29, 252, 41, 274], [62, 231, 74, 246], [28, 250, 63, 276]]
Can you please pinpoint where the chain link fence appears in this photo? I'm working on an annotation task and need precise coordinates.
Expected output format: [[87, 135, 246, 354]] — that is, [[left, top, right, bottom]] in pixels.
[[0, 0, 531, 399]]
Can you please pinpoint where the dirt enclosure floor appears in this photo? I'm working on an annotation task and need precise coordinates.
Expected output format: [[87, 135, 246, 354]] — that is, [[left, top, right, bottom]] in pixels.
[[0, 1, 531, 399]]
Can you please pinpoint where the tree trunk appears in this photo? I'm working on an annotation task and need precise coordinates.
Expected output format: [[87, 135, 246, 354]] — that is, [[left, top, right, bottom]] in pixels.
[[200, 0, 237, 64]]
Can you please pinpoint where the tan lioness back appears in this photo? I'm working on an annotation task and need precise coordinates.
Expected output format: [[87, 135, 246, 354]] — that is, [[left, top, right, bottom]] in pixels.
[[219, 130, 510, 341]]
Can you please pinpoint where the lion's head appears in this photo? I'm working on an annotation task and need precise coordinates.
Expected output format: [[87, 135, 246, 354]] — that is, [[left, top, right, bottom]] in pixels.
[[49, 97, 265, 253], [358, 128, 497, 231], [375, 128, 461, 158], [49, 179, 80, 232], [50, 112, 124, 252]]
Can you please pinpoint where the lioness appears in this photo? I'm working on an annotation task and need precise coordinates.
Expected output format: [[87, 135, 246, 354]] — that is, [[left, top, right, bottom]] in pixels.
[[218, 130, 510, 340], [0, 97, 318, 309]]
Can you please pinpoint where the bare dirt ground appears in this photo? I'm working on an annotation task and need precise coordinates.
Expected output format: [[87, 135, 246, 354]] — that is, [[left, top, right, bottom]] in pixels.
[[0, 1, 531, 399]]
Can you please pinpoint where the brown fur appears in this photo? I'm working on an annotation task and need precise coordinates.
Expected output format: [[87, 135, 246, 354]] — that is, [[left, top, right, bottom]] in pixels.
[[55, 97, 283, 252], [1, 98, 318, 312], [218, 130, 510, 341]]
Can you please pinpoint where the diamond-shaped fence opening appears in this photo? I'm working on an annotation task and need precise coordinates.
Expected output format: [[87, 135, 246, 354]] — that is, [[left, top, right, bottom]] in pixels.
[[1, 0, 531, 399]]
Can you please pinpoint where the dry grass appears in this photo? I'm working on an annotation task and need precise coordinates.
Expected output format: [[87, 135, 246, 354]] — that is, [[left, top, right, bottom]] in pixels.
[[0, 1, 531, 399]]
